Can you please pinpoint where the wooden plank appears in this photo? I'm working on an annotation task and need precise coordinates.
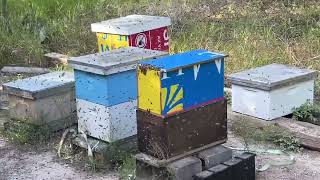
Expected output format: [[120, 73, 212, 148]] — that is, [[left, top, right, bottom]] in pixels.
[[135, 139, 227, 168], [275, 118, 320, 151], [72, 134, 138, 153], [228, 110, 320, 152], [44, 52, 69, 65], [1, 66, 50, 74]]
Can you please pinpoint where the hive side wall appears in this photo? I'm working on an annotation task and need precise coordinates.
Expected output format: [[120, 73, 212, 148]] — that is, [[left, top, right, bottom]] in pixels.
[[137, 67, 162, 115]]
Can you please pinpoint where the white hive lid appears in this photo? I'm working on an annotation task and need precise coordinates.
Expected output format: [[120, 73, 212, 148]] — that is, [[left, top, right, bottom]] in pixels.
[[3, 71, 74, 99], [68, 47, 168, 75], [91, 14, 171, 35], [228, 64, 318, 90]]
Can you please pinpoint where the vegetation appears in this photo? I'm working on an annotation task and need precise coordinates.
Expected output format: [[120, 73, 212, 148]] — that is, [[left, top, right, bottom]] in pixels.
[[0, 0, 319, 74], [231, 118, 300, 152], [3, 119, 50, 144], [293, 101, 320, 125]]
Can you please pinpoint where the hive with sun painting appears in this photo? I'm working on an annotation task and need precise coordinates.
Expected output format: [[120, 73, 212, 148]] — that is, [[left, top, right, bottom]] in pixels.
[[137, 49, 226, 117]]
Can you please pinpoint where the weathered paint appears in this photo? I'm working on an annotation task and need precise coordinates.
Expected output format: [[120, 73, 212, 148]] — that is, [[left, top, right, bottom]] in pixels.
[[230, 63, 317, 120], [137, 98, 227, 159], [137, 50, 226, 116], [2, 72, 76, 131], [77, 98, 137, 142], [3, 71, 74, 99], [97, 33, 129, 52], [129, 27, 169, 52], [232, 80, 314, 120], [74, 69, 137, 106], [137, 68, 162, 115], [92, 15, 171, 52], [97, 27, 169, 52]]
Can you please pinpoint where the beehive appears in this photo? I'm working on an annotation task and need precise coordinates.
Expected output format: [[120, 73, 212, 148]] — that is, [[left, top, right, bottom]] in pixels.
[[68, 47, 167, 142], [229, 64, 318, 120], [2, 72, 76, 131], [136, 50, 227, 159], [137, 49, 226, 117], [91, 15, 171, 52]]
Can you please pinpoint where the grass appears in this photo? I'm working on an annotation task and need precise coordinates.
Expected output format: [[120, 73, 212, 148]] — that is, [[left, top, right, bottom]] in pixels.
[[0, 0, 319, 74], [231, 118, 300, 152], [3, 119, 50, 144], [293, 101, 320, 125]]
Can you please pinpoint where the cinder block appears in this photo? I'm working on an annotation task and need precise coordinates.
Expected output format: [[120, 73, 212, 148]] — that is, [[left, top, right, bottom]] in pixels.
[[167, 156, 202, 180], [197, 145, 232, 169], [193, 170, 214, 180], [207, 164, 232, 180], [235, 152, 256, 180], [222, 158, 242, 179], [194, 153, 256, 180], [136, 159, 169, 180]]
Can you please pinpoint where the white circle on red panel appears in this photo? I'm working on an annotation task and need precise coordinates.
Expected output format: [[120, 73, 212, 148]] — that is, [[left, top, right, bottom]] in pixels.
[[135, 33, 147, 48]]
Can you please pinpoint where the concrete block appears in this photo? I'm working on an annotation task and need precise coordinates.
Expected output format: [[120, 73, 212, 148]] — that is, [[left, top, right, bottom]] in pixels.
[[193, 170, 214, 180], [235, 152, 256, 180], [167, 156, 202, 180], [197, 145, 232, 169], [136, 159, 169, 180]]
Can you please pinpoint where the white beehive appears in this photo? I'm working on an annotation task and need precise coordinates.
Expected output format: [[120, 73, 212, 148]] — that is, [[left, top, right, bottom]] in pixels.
[[68, 47, 167, 142], [229, 64, 317, 120]]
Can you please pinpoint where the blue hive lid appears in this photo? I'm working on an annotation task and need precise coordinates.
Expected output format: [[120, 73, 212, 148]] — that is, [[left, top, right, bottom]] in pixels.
[[3, 71, 74, 99], [140, 49, 226, 72]]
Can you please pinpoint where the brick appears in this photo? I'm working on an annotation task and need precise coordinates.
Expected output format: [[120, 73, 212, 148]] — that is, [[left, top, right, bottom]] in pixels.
[[167, 157, 202, 180], [235, 152, 256, 180], [197, 145, 232, 169]]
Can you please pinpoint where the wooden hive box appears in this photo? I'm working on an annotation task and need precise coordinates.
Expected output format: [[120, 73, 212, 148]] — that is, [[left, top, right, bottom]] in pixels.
[[68, 47, 167, 142], [229, 63, 318, 120], [2, 72, 76, 131], [91, 14, 171, 52], [137, 50, 227, 159]]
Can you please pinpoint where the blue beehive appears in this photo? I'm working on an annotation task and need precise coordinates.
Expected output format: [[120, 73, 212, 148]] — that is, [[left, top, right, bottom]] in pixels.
[[138, 49, 226, 117], [68, 47, 167, 142]]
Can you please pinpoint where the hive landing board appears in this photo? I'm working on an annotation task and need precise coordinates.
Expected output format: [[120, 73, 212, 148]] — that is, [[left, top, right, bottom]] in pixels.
[[138, 49, 226, 117]]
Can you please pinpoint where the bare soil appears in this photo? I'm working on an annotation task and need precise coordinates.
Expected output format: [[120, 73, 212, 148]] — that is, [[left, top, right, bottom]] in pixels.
[[1, 74, 320, 180]]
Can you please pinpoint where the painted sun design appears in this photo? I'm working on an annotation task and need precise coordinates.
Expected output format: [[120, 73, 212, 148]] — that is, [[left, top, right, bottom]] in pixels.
[[161, 84, 183, 115]]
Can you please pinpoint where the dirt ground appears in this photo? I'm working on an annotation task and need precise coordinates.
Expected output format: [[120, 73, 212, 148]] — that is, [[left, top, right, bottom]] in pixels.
[[1, 74, 320, 180], [0, 137, 118, 180], [1, 131, 320, 180]]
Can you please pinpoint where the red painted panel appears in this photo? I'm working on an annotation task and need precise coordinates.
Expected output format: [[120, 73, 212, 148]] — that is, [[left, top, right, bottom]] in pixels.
[[150, 27, 169, 52], [129, 31, 151, 49], [129, 27, 169, 52]]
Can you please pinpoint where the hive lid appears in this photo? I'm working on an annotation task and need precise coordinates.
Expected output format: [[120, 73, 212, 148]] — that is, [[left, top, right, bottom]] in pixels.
[[68, 47, 168, 75], [139, 49, 226, 72], [3, 71, 74, 100], [91, 14, 171, 35], [228, 64, 318, 90]]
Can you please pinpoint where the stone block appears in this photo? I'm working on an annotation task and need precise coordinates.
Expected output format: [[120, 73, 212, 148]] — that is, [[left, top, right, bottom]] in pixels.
[[197, 145, 232, 169], [167, 156, 202, 180]]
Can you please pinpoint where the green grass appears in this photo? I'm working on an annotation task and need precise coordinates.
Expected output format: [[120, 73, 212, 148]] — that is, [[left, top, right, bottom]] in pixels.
[[0, 0, 320, 73], [3, 119, 50, 144], [231, 118, 301, 152]]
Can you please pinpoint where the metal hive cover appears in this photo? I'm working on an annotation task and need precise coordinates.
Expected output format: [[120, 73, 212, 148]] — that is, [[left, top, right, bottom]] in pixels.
[[91, 14, 171, 35], [68, 47, 168, 75], [228, 64, 318, 90], [3, 71, 74, 99], [140, 49, 226, 72]]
